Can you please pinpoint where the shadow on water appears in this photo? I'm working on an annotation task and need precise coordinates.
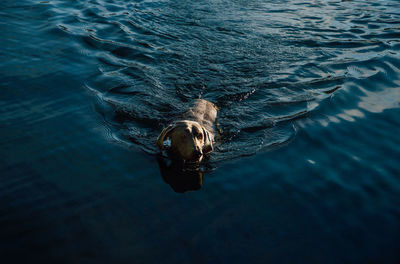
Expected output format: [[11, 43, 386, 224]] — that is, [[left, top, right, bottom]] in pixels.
[[156, 155, 205, 193]]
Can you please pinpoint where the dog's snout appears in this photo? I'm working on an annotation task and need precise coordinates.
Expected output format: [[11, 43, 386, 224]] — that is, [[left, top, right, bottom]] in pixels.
[[194, 148, 203, 158]]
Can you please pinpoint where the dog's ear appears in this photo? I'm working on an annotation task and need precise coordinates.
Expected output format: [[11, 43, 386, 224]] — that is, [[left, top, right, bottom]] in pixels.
[[202, 127, 213, 154], [156, 125, 175, 151]]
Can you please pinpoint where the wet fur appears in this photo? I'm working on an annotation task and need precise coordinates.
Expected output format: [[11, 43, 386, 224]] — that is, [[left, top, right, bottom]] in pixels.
[[157, 99, 217, 162]]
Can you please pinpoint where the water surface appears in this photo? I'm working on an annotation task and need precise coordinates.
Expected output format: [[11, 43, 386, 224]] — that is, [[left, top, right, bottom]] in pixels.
[[1, 0, 400, 263]]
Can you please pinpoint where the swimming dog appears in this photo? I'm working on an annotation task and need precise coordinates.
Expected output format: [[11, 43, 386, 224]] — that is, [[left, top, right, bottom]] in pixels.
[[156, 99, 217, 163]]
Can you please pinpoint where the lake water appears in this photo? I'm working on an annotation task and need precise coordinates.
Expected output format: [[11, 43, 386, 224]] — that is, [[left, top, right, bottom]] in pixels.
[[1, 0, 400, 263]]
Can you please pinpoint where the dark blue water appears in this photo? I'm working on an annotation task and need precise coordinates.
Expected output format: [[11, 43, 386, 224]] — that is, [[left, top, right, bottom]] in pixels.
[[1, 0, 400, 263]]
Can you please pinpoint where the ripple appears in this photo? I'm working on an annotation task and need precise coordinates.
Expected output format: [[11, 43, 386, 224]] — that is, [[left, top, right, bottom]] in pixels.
[[45, 0, 400, 164]]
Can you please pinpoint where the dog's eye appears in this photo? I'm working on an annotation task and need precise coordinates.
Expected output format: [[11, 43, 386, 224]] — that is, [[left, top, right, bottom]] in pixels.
[[196, 133, 203, 140]]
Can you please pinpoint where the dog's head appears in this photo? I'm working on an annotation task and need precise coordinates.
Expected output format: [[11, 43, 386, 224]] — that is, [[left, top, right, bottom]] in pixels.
[[156, 120, 213, 163]]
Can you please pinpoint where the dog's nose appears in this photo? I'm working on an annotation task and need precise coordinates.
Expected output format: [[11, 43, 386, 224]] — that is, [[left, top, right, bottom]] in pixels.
[[194, 149, 203, 158]]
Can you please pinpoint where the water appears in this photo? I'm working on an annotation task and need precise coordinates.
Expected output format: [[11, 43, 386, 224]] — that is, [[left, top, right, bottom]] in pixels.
[[1, 0, 400, 263]]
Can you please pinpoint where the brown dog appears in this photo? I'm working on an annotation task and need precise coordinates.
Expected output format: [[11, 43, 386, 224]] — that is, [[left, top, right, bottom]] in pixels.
[[157, 99, 217, 163]]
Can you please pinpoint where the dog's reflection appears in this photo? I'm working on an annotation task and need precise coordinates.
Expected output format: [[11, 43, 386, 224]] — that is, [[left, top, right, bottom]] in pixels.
[[157, 155, 204, 193]]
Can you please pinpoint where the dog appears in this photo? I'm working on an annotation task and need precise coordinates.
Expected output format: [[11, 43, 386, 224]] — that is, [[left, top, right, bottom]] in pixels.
[[156, 99, 217, 163]]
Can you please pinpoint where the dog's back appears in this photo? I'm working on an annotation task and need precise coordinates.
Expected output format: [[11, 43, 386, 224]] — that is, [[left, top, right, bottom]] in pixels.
[[181, 99, 217, 132]]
